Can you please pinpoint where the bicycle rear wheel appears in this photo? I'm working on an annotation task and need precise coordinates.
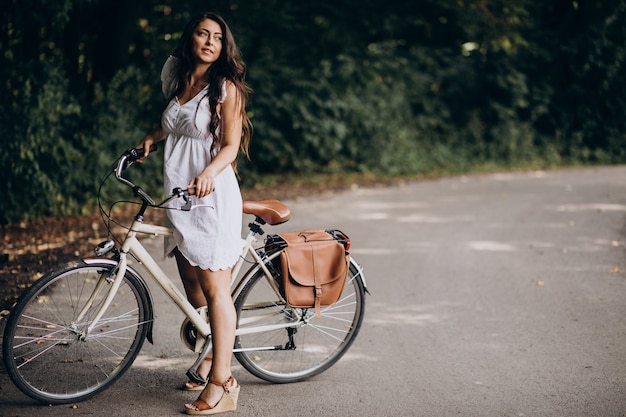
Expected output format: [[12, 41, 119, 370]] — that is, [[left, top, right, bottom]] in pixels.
[[233, 253, 366, 383], [2, 261, 152, 404]]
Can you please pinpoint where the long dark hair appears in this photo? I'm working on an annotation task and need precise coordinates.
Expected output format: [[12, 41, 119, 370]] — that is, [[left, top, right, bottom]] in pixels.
[[173, 12, 252, 162]]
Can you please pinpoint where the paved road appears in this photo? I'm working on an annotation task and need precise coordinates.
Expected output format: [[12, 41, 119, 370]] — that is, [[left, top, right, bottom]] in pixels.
[[1, 166, 625, 416]]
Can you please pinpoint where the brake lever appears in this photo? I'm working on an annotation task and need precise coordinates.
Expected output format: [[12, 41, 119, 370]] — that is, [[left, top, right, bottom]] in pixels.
[[181, 195, 192, 211], [171, 187, 193, 211], [169, 187, 215, 212]]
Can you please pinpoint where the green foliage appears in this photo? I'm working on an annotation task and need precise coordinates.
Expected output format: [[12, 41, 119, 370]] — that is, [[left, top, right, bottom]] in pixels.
[[90, 64, 165, 200], [0, 62, 87, 222], [1, 0, 625, 223]]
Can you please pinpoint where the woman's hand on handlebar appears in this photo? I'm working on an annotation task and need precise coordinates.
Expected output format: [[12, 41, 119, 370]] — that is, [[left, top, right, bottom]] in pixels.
[[136, 137, 155, 163], [137, 128, 165, 162], [188, 169, 216, 199]]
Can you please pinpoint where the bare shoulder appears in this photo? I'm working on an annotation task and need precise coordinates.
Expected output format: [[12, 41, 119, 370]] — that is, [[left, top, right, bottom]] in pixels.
[[222, 80, 242, 109], [223, 80, 237, 98]]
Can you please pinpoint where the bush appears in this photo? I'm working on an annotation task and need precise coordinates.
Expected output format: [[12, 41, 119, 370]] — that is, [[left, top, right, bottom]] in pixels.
[[0, 62, 87, 222], [1, 0, 625, 224]]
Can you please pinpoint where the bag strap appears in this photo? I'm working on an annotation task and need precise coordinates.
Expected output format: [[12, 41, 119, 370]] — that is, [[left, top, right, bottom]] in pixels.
[[312, 246, 322, 318]]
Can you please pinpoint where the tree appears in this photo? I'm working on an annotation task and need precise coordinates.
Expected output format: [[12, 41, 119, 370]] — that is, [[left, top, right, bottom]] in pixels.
[[1, 0, 625, 223]]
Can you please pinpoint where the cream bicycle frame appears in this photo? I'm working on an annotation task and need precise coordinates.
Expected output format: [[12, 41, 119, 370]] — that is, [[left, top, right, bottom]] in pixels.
[[1, 148, 368, 406], [81, 217, 295, 343]]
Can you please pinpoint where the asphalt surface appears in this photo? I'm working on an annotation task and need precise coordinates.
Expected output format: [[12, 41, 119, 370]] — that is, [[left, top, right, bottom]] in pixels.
[[1, 166, 625, 417]]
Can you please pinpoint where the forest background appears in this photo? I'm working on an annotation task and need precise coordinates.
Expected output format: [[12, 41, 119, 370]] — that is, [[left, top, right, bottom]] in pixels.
[[1, 0, 625, 224]]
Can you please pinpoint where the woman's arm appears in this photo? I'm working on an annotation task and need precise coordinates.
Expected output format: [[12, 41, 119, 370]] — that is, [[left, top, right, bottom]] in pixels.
[[191, 81, 243, 198]]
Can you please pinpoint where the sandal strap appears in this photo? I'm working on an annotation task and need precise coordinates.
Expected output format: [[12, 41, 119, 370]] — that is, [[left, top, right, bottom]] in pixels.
[[208, 375, 234, 393]]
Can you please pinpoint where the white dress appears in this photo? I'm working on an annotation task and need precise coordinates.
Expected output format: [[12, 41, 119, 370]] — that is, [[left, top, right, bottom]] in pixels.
[[159, 57, 244, 271]]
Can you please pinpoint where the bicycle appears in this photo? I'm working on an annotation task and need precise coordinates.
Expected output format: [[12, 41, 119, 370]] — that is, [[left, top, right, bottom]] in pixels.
[[2, 147, 368, 405]]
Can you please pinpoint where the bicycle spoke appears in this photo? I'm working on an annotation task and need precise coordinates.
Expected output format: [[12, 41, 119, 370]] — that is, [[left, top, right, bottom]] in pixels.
[[3, 263, 150, 404], [234, 256, 366, 383]]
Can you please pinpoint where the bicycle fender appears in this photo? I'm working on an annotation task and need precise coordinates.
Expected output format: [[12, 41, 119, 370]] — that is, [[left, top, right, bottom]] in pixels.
[[82, 258, 156, 344], [349, 257, 370, 295]]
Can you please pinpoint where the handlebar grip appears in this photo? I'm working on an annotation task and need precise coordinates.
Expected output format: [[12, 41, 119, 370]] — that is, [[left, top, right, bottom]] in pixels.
[[126, 144, 158, 161]]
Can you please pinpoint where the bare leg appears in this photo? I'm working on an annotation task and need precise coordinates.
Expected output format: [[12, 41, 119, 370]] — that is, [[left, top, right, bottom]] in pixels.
[[190, 266, 237, 408], [174, 249, 213, 386], [175, 252, 237, 410], [175, 248, 206, 308]]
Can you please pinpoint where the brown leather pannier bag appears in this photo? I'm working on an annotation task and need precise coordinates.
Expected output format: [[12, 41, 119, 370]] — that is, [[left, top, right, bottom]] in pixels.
[[277, 230, 350, 318]]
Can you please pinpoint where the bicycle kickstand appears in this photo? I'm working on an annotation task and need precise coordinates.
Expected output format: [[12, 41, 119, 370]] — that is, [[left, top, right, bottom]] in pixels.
[[186, 340, 213, 385]]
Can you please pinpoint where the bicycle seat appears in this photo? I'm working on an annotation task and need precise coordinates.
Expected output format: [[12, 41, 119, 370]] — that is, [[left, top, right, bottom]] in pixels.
[[243, 200, 291, 225]]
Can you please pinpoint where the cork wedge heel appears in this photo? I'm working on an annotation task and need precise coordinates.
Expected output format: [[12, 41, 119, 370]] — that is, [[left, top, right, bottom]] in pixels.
[[184, 376, 239, 415]]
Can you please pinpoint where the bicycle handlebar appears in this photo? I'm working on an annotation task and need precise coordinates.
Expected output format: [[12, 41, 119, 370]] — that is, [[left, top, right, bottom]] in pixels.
[[114, 145, 193, 211]]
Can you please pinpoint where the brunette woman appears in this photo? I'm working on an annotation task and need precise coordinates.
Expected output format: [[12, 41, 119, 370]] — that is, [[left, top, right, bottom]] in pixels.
[[138, 12, 252, 415]]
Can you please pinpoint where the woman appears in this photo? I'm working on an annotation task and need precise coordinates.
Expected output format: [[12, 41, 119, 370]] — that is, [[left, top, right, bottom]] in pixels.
[[138, 12, 252, 415]]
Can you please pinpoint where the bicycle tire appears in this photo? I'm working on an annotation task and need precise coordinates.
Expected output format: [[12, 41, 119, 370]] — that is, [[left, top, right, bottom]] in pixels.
[[233, 253, 366, 383], [2, 261, 152, 404]]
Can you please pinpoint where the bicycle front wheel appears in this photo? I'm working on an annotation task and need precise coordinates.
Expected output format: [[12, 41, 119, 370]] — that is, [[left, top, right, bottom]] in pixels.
[[2, 261, 152, 404], [233, 253, 366, 383]]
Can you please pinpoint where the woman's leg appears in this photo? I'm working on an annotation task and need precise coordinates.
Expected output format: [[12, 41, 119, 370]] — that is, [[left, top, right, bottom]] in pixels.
[[174, 249, 213, 387], [189, 266, 237, 408], [174, 248, 206, 308]]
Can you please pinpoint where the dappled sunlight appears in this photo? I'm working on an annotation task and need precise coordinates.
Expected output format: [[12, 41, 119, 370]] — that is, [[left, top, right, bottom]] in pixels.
[[355, 202, 431, 221], [565, 237, 622, 253], [337, 351, 377, 363], [467, 241, 516, 252], [367, 304, 445, 327], [464, 237, 619, 255], [397, 214, 475, 223], [577, 237, 621, 246], [351, 243, 437, 255], [355, 209, 475, 224], [355, 201, 429, 210], [358, 212, 389, 220], [132, 355, 189, 370], [350, 248, 398, 255], [404, 241, 440, 252], [553, 203, 626, 212], [490, 171, 547, 180]]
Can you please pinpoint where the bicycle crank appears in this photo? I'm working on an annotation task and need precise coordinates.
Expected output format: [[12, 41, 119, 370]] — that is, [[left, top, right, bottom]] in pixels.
[[179, 306, 210, 352]]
